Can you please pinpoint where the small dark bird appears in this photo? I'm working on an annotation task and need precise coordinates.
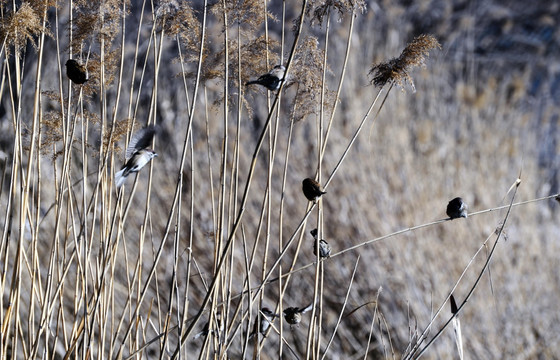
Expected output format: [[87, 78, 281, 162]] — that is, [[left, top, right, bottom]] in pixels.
[[193, 313, 223, 340], [115, 125, 158, 188], [310, 228, 331, 259], [283, 304, 313, 328], [446, 197, 468, 219], [246, 65, 286, 91], [450, 294, 459, 315], [310, 228, 318, 239], [65, 59, 88, 84], [249, 307, 279, 339], [302, 178, 326, 202]]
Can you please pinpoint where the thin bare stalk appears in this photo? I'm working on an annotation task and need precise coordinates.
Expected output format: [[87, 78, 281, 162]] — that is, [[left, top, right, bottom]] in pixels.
[[363, 288, 382, 360], [321, 256, 360, 359], [320, 10, 356, 160]]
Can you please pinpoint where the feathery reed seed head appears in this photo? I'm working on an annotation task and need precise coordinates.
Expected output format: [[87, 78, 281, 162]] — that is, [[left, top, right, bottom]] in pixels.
[[369, 34, 441, 91], [290, 36, 336, 122], [0, 2, 47, 56], [308, 0, 367, 26]]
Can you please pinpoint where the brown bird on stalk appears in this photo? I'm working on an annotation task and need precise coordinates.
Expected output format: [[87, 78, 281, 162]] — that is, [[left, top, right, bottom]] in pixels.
[[310, 228, 331, 259], [446, 197, 468, 219], [283, 304, 313, 328], [302, 178, 326, 203], [66, 59, 88, 84], [246, 65, 286, 91]]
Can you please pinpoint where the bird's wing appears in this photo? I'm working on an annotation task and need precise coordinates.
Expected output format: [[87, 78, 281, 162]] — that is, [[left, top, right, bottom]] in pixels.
[[301, 303, 314, 314], [126, 125, 157, 159]]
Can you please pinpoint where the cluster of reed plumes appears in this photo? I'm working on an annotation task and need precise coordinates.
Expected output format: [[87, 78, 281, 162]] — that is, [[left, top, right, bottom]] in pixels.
[[1, 0, 559, 359]]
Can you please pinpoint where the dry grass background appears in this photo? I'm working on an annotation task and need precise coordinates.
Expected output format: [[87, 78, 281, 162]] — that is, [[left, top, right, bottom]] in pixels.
[[1, 0, 559, 359]]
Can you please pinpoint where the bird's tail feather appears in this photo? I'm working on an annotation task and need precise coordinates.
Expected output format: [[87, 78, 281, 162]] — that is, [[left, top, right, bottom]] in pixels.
[[115, 169, 127, 188]]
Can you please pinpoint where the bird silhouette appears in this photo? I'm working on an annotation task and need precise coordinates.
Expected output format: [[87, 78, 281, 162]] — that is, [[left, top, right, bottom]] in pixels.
[[246, 65, 285, 91], [302, 178, 326, 202], [66, 59, 88, 84], [193, 313, 223, 340], [446, 197, 468, 219], [283, 304, 313, 328]]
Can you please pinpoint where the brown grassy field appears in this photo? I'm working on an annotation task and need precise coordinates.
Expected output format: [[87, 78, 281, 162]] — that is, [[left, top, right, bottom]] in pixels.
[[1, 0, 559, 359]]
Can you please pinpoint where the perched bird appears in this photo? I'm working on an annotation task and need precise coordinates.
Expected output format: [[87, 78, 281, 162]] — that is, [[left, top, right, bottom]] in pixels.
[[249, 307, 279, 339], [192, 320, 211, 340], [193, 313, 223, 340], [283, 304, 313, 328], [115, 125, 158, 188], [446, 197, 468, 219], [302, 178, 326, 202], [66, 59, 88, 84], [246, 65, 286, 91], [310, 228, 331, 259]]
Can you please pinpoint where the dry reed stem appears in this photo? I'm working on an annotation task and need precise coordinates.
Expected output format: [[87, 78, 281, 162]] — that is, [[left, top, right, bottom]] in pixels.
[[319, 9, 356, 160], [364, 287, 382, 359], [321, 255, 360, 358]]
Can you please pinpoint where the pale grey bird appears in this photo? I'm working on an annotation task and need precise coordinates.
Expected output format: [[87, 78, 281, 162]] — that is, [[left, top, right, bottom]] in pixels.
[[249, 307, 279, 339], [446, 197, 468, 219], [115, 125, 158, 188], [310, 228, 331, 259], [246, 65, 286, 91]]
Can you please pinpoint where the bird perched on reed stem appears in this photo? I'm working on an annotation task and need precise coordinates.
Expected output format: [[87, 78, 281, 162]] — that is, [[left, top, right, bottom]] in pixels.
[[302, 178, 326, 203], [310, 228, 331, 259], [115, 125, 158, 188], [66, 59, 88, 84], [446, 197, 468, 219], [246, 65, 285, 91], [249, 307, 279, 339], [283, 304, 313, 328], [193, 313, 223, 340]]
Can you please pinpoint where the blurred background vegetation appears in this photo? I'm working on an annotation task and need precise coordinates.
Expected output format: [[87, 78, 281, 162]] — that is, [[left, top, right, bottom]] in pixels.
[[0, 0, 559, 358]]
